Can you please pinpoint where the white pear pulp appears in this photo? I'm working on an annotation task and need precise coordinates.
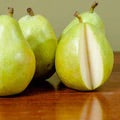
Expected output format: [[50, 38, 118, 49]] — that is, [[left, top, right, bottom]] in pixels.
[[80, 25, 103, 89]]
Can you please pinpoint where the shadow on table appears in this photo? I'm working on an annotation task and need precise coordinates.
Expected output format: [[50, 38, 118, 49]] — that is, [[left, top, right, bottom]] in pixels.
[[22, 70, 120, 96], [4, 68, 120, 97], [18, 73, 65, 97]]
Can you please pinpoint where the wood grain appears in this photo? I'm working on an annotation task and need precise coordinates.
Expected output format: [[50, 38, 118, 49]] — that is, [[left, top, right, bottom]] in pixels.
[[0, 52, 120, 120]]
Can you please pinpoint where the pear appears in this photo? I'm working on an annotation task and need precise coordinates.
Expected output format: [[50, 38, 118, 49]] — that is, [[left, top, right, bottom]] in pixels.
[[55, 12, 114, 91], [61, 2, 105, 39], [19, 8, 57, 80], [0, 8, 36, 96]]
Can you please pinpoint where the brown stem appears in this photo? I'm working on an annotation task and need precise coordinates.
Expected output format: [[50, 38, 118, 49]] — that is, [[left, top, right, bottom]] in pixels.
[[8, 7, 14, 17], [74, 11, 82, 22], [89, 1, 98, 13], [27, 8, 34, 16]]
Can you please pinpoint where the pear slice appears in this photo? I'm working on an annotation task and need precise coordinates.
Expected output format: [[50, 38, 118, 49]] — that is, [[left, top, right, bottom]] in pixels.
[[55, 18, 114, 90], [80, 24, 104, 89]]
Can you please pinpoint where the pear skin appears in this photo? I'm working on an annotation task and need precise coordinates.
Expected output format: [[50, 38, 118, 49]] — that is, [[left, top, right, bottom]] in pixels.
[[19, 9, 57, 81], [60, 2, 105, 41], [0, 15, 36, 96]]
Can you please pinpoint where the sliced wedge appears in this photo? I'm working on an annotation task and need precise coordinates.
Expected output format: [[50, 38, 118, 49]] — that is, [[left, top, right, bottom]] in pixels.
[[55, 13, 113, 90]]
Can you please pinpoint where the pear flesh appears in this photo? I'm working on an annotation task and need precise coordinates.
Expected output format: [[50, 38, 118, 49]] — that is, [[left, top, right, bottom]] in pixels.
[[19, 14, 57, 80], [55, 23, 114, 90], [0, 15, 36, 96]]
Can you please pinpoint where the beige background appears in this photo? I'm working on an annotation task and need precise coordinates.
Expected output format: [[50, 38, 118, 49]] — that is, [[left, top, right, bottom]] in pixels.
[[0, 0, 119, 51]]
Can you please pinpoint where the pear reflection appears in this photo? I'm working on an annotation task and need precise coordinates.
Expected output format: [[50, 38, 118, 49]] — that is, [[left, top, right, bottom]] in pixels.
[[79, 96, 103, 120], [55, 94, 109, 120]]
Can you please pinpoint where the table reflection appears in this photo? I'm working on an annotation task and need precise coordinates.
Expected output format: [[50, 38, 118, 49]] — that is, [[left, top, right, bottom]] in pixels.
[[55, 93, 110, 120]]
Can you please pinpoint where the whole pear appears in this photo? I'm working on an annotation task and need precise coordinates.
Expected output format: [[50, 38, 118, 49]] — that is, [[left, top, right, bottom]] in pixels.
[[0, 8, 36, 96], [19, 8, 57, 81], [55, 12, 114, 91], [60, 2, 105, 40]]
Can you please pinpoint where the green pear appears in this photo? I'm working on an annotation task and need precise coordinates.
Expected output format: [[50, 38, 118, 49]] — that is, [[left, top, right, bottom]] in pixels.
[[0, 8, 36, 96], [60, 2, 105, 39], [55, 12, 114, 91], [19, 8, 57, 80]]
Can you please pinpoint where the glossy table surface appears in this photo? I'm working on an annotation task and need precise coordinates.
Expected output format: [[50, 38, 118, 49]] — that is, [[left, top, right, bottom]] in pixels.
[[0, 52, 120, 120]]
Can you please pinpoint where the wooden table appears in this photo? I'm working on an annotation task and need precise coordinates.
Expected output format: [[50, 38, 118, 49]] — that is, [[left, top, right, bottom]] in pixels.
[[0, 52, 120, 120]]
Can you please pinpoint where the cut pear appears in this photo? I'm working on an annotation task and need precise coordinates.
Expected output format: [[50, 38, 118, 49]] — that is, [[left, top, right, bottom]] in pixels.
[[56, 22, 113, 91], [80, 24, 103, 89]]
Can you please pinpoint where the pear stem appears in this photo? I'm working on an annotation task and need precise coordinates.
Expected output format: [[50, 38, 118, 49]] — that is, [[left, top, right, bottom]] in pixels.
[[8, 7, 14, 17], [74, 11, 82, 22], [27, 8, 34, 16], [89, 1, 98, 13]]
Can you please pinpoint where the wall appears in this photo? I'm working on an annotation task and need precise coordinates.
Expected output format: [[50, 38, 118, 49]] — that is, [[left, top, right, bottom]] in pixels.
[[0, 0, 119, 51]]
